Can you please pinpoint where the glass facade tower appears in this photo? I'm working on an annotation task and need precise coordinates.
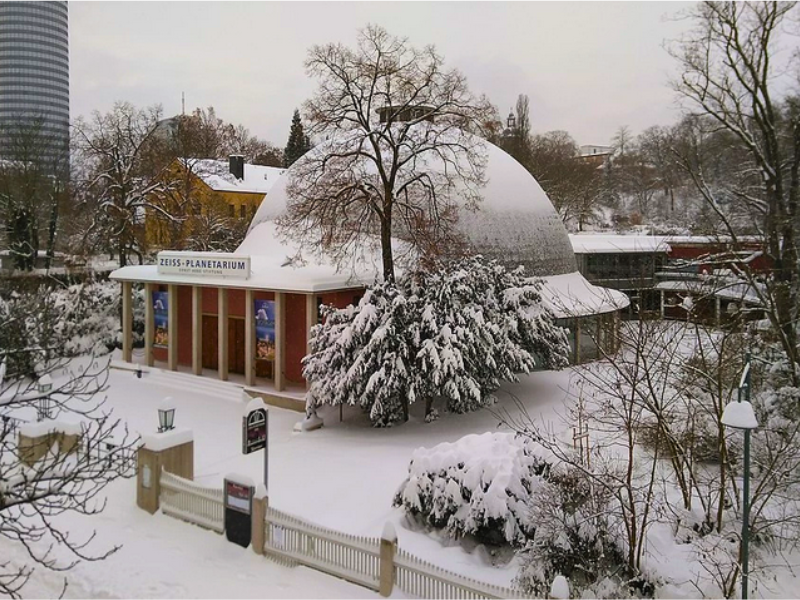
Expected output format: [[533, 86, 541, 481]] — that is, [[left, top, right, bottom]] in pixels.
[[0, 1, 69, 171]]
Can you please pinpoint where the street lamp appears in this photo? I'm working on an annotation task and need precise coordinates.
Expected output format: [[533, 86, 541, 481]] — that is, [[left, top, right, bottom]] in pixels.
[[36, 374, 53, 421], [158, 396, 176, 433], [720, 354, 758, 600]]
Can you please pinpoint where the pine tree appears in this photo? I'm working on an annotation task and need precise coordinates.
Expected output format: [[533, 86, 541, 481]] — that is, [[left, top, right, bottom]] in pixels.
[[283, 109, 311, 168], [304, 256, 570, 426]]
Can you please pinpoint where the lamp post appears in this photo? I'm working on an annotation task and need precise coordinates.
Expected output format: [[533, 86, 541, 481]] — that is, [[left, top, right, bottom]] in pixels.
[[158, 396, 176, 433], [36, 373, 53, 421], [721, 353, 758, 600]]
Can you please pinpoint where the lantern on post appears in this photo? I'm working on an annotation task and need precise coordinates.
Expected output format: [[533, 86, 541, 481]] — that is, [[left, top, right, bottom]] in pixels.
[[36, 373, 53, 421], [158, 396, 176, 433], [720, 354, 758, 600]]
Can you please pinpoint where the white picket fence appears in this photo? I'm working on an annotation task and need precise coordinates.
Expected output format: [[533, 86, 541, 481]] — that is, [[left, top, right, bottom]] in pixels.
[[263, 505, 382, 591], [159, 470, 225, 533], [155, 471, 526, 599], [394, 546, 519, 599]]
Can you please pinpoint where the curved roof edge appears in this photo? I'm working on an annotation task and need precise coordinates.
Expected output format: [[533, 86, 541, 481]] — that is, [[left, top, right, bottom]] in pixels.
[[536, 271, 630, 319]]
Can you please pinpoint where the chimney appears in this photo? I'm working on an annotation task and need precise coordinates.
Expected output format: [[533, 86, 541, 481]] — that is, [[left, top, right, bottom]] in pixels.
[[228, 155, 245, 180]]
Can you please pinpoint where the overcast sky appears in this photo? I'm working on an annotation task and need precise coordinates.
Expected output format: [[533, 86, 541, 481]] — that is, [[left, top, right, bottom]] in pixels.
[[70, 1, 698, 148]]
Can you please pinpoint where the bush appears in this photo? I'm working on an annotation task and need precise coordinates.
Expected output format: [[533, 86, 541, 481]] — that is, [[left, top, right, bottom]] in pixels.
[[393, 432, 551, 547]]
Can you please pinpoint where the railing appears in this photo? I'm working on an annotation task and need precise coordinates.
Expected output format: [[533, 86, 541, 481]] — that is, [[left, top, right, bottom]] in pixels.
[[394, 546, 520, 599], [151, 471, 529, 599], [160, 470, 225, 533], [263, 505, 381, 591]]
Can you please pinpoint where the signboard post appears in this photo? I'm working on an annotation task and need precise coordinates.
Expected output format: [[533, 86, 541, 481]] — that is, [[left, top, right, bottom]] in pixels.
[[243, 401, 269, 495], [224, 476, 254, 548]]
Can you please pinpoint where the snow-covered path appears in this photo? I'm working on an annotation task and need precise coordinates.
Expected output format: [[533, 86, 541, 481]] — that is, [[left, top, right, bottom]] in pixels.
[[1, 477, 376, 599]]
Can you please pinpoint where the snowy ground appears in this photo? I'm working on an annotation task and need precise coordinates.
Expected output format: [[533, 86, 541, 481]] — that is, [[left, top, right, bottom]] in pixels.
[[6, 349, 800, 598]]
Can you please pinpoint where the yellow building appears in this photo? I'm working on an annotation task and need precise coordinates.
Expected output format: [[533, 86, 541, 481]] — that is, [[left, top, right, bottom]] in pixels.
[[147, 156, 285, 252]]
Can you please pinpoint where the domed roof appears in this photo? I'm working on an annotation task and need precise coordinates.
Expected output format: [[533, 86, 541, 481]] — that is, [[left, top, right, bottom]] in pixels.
[[246, 137, 576, 277]]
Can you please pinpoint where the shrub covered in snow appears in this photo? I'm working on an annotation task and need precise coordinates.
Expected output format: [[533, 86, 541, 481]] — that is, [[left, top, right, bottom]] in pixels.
[[0, 279, 142, 376], [304, 256, 570, 426], [393, 432, 551, 547], [515, 462, 637, 598]]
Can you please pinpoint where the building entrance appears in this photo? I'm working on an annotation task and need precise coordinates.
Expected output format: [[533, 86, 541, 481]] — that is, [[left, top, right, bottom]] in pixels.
[[201, 315, 247, 374]]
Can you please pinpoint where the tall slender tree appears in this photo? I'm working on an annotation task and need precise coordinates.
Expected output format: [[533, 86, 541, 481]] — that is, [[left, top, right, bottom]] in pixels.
[[283, 109, 311, 168]]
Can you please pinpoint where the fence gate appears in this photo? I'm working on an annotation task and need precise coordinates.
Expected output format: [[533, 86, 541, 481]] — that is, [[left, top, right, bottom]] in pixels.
[[160, 470, 225, 533]]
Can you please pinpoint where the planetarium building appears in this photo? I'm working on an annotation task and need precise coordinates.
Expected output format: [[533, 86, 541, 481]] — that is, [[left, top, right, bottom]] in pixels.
[[111, 138, 627, 405]]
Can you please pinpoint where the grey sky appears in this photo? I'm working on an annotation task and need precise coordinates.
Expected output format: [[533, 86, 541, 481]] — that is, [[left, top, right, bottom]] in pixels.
[[70, 1, 697, 148]]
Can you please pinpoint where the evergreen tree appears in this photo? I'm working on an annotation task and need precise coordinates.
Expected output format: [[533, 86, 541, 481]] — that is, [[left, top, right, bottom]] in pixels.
[[304, 256, 570, 426], [283, 109, 310, 167]]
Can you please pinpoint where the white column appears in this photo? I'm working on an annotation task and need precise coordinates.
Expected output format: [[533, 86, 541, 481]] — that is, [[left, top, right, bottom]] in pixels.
[[715, 296, 721, 327], [218, 288, 229, 381], [144, 282, 155, 367], [275, 292, 285, 392], [305, 294, 318, 389], [660, 290, 665, 319], [245, 289, 255, 387], [167, 284, 178, 371], [192, 286, 202, 376], [122, 281, 133, 363]]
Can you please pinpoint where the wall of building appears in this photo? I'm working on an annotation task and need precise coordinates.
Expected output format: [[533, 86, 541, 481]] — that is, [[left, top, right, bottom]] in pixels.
[[148, 284, 364, 387]]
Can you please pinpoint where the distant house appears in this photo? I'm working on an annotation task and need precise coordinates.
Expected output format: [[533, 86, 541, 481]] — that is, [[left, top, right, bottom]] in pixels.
[[577, 144, 614, 169], [146, 156, 285, 251], [571, 233, 771, 323]]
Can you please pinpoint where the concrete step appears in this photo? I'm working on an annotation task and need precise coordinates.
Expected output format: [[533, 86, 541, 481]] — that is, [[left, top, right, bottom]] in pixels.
[[145, 369, 246, 403]]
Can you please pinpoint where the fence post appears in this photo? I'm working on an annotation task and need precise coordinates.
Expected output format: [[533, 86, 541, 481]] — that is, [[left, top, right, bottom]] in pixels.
[[379, 522, 397, 597], [137, 429, 194, 514], [252, 484, 268, 556], [550, 574, 569, 599]]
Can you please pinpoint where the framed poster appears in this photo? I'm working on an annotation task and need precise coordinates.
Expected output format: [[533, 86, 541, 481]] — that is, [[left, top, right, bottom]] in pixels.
[[153, 291, 169, 348], [254, 299, 275, 361]]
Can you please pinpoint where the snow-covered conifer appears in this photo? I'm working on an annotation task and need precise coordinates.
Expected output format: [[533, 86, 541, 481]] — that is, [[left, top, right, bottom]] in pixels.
[[304, 256, 569, 426]]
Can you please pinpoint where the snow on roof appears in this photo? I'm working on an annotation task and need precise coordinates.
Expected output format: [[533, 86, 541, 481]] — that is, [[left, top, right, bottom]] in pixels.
[[655, 277, 764, 306], [535, 271, 630, 319], [110, 221, 390, 293], [183, 159, 286, 195], [249, 133, 577, 277], [569, 234, 670, 254]]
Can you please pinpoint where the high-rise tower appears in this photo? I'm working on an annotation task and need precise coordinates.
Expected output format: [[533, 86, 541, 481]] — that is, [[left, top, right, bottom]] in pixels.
[[0, 1, 69, 171]]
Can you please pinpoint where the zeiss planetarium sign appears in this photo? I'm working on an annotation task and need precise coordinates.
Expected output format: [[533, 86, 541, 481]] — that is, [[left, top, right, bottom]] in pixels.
[[157, 251, 251, 279]]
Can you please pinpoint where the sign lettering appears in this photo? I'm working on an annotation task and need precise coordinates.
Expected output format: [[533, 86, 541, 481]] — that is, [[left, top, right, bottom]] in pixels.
[[157, 251, 251, 279]]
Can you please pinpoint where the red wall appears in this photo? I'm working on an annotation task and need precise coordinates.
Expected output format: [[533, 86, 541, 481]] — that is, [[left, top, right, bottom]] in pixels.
[[668, 242, 772, 274], [148, 284, 364, 385]]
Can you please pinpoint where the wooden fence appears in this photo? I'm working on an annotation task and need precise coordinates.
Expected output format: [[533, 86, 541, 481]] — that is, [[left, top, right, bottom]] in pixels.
[[159, 470, 225, 534], [155, 470, 527, 599], [394, 546, 519, 599], [262, 505, 382, 591]]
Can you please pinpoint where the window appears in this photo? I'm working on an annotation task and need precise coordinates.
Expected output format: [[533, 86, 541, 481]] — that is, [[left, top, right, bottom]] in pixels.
[[240, 204, 246, 219], [228, 204, 234, 217]]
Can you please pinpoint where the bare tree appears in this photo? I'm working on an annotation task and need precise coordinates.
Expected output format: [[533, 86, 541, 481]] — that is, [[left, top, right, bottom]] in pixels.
[[527, 130, 605, 231], [278, 24, 495, 282], [0, 286, 138, 598], [669, 1, 800, 382], [72, 102, 171, 267]]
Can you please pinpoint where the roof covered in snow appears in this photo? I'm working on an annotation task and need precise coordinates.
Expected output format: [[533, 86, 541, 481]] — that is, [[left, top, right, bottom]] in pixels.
[[247, 134, 577, 278], [183, 159, 285, 195], [536, 271, 630, 319], [569, 234, 671, 254], [110, 221, 390, 293]]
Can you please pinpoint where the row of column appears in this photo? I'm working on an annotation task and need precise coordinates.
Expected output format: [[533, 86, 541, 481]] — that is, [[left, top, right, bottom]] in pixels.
[[121, 283, 320, 391]]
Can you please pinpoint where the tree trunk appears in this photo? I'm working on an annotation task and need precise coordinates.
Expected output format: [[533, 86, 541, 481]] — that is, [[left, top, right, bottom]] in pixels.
[[380, 213, 395, 283], [45, 191, 59, 271]]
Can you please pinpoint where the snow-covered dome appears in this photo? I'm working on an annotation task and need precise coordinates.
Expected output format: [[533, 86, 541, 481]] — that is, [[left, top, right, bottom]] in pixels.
[[245, 138, 577, 278]]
